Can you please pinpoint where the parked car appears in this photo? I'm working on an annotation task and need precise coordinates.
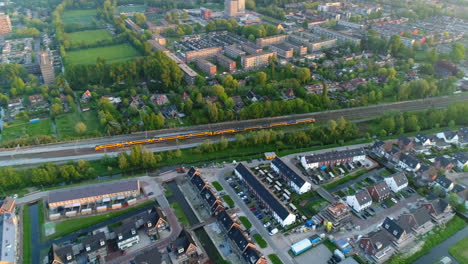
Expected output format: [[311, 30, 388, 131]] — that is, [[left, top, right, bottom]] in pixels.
[[391, 198, 398, 204], [368, 207, 375, 213], [243, 199, 251, 204], [250, 207, 256, 211], [381, 203, 387, 209], [264, 222, 271, 228]]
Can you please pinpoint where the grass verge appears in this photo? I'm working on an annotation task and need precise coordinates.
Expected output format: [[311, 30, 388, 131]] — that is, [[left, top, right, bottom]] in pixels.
[[253, 234, 268, 248], [449, 235, 468, 263], [38, 200, 45, 240], [268, 254, 283, 264], [239, 216, 252, 229], [170, 202, 189, 227], [49, 200, 153, 240], [212, 181, 223, 191], [222, 195, 235, 207]]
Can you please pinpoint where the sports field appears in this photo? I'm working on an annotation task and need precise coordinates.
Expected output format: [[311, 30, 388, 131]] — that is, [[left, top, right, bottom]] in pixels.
[[62, 9, 97, 25], [65, 44, 142, 65], [67, 29, 113, 46], [117, 4, 147, 13]]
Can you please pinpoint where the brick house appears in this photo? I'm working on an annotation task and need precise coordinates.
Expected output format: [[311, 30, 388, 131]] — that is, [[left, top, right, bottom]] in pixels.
[[82, 232, 107, 263], [367, 182, 391, 202], [421, 198, 454, 224]]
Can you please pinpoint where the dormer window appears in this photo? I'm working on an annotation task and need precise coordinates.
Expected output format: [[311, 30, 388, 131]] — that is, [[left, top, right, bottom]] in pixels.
[[131, 229, 136, 235], [393, 230, 398, 236], [86, 245, 91, 252], [66, 254, 72, 261], [147, 221, 152, 227], [385, 224, 389, 229], [100, 240, 105, 246], [118, 234, 123, 240]]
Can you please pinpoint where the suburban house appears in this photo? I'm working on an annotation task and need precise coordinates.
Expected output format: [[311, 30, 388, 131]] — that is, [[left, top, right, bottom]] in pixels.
[[190, 173, 209, 193], [458, 127, 468, 147], [235, 163, 296, 227], [246, 90, 258, 102], [345, 189, 372, 212], [432, 176, 455, 192], [217, 209, 236, 232], [414, 133, 434, 147], [384, 173, 408, 193], [359, 229, 394, 263], [82, 232, 107, 263], [81, 90, 92, 103], [436, 130, 459, 144], [300, 148, 366, 169], [381, 217, 413, 249], [383, 147, 401, 163], [415, 163, 438, 183], [270, 157, 312, 194], [228, 225, 254, 254], [113, 223, 140, 250], [135, 206, 168, 237], [200, 187, 224, 215], [173, 230, 202, 262], [434, 156, 454, 171], [367, 182, 391, 202], [421, 199, 454, 224], [322, 201, 352, 230], [453, 152, 468, 170], [397, 136, 413, 152], [150, 94, 170, 106], [0, 197, 15, 215], [398, 207, 434, 235], [49, 244, 76, 264], [242, 247, 268, 264], [398, 154, 421, 172]]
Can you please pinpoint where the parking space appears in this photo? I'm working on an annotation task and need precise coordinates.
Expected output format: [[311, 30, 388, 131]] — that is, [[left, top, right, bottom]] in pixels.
[[294, 244, 332, 264]]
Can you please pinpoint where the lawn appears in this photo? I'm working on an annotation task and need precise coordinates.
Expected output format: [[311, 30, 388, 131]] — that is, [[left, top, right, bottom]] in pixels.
[[253, 234, 268, 248], [65, 43, 141, 65], [62, 9, 97, 25], [49, 201, 154, 240], [222, 195, 235, 207], [449, 236, 468, 263], [117, 4, 147, 13], [268, 254, 283, 264], [1, 118, 53, 142], [212, 181, 223, 191], [171, 202, 189, 227], [67, 29, 113, 46], [55, 111, 103, 139], [239, 216, 252, 229], [22, 205, 31, 264]]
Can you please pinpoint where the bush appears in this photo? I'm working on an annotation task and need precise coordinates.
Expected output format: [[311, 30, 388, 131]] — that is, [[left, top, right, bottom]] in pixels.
[[253, 234, 268, 248], [212, 181, 223, 191], [239, 216, 252, 229]]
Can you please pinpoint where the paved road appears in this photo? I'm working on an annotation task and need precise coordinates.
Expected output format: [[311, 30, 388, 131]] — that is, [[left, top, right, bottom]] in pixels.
[[413, 226, 468, 264], [0, 94, 466, 166]]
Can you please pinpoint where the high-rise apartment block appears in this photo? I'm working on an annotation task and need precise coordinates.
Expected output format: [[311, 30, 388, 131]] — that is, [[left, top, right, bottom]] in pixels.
[[0, 13, 12, 35], [39, 51, 55, 85], [224, 0, 245, 17]]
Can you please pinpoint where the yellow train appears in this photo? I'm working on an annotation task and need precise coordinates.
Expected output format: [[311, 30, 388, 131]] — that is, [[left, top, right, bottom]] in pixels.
[[94, 118, 316, 151]]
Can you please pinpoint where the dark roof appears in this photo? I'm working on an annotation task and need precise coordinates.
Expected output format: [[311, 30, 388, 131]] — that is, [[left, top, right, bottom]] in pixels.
[[83, 232, 106, 252], [49, 180, 139, 204], [228, 226, 250, 252], [187, 167, 197, 178], [443, 130, 457, 140], [389, 147, 400, 155], [174, 230, 195, 255], [459, 127, 468, 142], [388, 172, 408, 187], [399, 154, 420, 168], [452, 184, 466, 194], [235, 163, 291, 220], [453, 152, 468, 163], [369, 181, 390, 197], [51, 244, 75, 263], [427, 199, 449, 215], [304, 149, 365, 164], [191, 174, 207, 192], [415, 133, 429, 143], [217, 209, 234, 231], [271, 157, 306, 187], [243, 247, 263, 264], [354, 189, 372, 206], [435, 156, 453, 167], [200, 187, 218, 207], [435, 176, 453, 189], [411, 207, 432, 227], [396, 217, 413, 234], [134, 249, 162, 264], [136, 206, 165, 229], [114, 222, 138, 241], [365, 229, 393, 253], [382, 217, 405, 240], [372, 140, 385, 149], [399, 135, 412, 146]]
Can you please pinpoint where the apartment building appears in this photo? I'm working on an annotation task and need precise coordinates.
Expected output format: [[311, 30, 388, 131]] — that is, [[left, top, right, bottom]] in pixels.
[[215, 53, 236, 72], [283, 42, 308, 56], [241, 42, 263, 55], [186, 46, 222, 63], [256, 35, 287, 48], [241, 51, 276, 70], [39, 51, 55, 85], [270, 43, 294, 58], [224, 45, 246, 58], [196, 59, 217, 76], [312, 27, 361, 45], [0, 13, 12, 35], [270, 157, 312, 194]]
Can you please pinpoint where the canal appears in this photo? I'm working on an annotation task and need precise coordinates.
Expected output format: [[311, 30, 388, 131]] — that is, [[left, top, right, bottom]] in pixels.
[[166, 181, 225, 262]]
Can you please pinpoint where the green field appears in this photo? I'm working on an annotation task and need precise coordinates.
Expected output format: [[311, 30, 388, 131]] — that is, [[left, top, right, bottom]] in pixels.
[[55, 111, 103, 139], [1, 119, 53, 142], [67, 29, 113, 46], [23, 205, 31, 263], [449, 236, 468, 263], [170, 202, 189, 226], [49, 201, 154, 240], [62, 9, 97, 25], [117, 4, 147, 13], [66, 44, 141, 65]]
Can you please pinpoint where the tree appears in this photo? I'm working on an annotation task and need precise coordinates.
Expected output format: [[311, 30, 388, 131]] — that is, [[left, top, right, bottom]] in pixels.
[[219, 136, 229, 150], [75, 122, 87, 134], [256, 72, 267, 86], [118, 153, 129, 171], [450, 43, 465, 63], [50, 103, 63, 117], [296, 68, 311, 84]]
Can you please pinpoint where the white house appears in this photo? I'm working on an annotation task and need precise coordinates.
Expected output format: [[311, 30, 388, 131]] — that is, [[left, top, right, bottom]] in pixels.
[[384, 172, 408, 193], [115, 224, 140, 250], [346, 189, 372, 212], [453, 152, 468, 170], [398, 154, 421, 172], [271, 157, 312, 194], [436, 131, 459, 144], [414, 133, 434, 147], [433, 176, 455, 192]]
